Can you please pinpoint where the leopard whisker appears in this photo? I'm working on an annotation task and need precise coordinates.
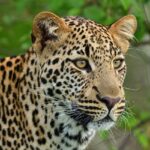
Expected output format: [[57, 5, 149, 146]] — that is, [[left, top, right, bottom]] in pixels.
[[124, 86, 141, 92]]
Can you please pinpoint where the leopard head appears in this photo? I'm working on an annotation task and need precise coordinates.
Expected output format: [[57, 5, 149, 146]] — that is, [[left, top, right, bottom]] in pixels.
[[31, 11, 137, 130]]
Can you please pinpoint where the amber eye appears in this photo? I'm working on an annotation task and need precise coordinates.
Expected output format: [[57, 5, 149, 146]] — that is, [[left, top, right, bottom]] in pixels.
[[75, 59, 87, 69], [72, 58, 92, 72], [113, 59, 124, 69]]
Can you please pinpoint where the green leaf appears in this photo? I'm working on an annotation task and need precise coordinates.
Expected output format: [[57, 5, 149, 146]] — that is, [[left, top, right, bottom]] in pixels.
[[120, 0, 132, 10], [83, 5, 105, 21], [68, 8, 80, 16], [135, 130, 149, 148], [67, 0, 84, 8]]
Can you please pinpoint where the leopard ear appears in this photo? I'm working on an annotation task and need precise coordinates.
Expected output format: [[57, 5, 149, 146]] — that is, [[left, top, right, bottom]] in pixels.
[[109, 15, 137, 54], [32, 11, 71, 52]]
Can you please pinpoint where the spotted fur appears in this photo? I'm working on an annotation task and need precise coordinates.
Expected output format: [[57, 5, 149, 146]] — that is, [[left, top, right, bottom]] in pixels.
[[0, 11, 137, 150]]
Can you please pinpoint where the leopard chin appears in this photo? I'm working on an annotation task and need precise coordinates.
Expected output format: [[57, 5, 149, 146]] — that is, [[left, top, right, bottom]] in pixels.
[[90, 116, 115, 130]]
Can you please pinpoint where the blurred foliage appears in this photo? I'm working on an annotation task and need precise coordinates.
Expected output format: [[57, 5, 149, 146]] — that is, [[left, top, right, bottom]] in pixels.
[[0, 0, 150, 56], [0, 0, 150, 150]]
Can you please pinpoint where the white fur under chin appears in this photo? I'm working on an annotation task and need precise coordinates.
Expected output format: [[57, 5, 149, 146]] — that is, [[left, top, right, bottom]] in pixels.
[[88, 120, 115, 131]]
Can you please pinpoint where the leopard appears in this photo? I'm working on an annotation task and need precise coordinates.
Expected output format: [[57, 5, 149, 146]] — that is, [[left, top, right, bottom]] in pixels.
[[0, 11, 137, 150]]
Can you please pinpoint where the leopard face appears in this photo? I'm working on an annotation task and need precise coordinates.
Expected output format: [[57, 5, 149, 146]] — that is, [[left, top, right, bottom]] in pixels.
[[32, 12, 137, 130]]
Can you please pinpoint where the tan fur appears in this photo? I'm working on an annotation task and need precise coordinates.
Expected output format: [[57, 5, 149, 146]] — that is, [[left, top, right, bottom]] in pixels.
[[109, 15, 137, 53], [32, 11, 71, 52]]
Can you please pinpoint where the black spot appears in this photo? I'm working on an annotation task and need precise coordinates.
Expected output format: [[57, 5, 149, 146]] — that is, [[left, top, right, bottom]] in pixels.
[[15, 59, 20, 64], [15, 65, 21, 72], [52, 141, 57, 146], [69, 21, 75, 26], [13, 140, 17, 146], [54, 69, 60, 76], [52, 58, 59, 64], [39, 126, 45, 134], [65, 132, 81, 143], [67, 49, 72, 55], [54, 128, 59, 136], [8, 70, 12, 79], [36, 147, 40, 150], [46, 69, 53, 78], [50, 119, 55, 128], [25, 104, 29, 111], [55, 112, 59, 119], [32, 109, 39, 127], [61, 139, 65, 143], [13, 92, 17, 99], [65, 90, 69, 94], [56, 82, 62, 87], [0, 58, 5, 63], [6, 61, 12, 67], [7, 141, 11, 147], [57, 145, 60, 149], [48, 60, 51, 65], [30, 145, 34, 150], [7, 84, 12, 95], [50, 144, 52, 148], [47, 88, 54, 96], [8, 119, 12, 126], [2, 112, 7, 124], [82, 35, 85, 39], [2, 129, 6, 136], [65, 141, 72, 147], [60, 61, 65, 72], [52, 76, 57, 82], [44, 68, 47, 73], [79, 30, 84, 35], [72, 34, 76, 38], [0, 65, 5, 71], [12, 73, 16, 81], [52, 50, 58, 56], [47, 132, 52, 139], [37, 138, 46, 145], [85, 45, 90, 57], [41, 77, 47, 84], [56, 89, 62, 95], [31, 59, 35, 65], [21, 94, 25, 100], [35, 130, 40, 136], [59, 123, 64, 133]]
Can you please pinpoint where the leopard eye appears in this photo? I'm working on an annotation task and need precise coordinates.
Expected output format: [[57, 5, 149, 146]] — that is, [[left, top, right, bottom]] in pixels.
[[113, 59, 124, 69], [73, 58, 92, 72], [76, 59, 87, 69]]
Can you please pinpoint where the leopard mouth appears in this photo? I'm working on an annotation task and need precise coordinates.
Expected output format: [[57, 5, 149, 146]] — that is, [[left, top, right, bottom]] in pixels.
[[65, 102, 114, 127], [58, 101, 115, 129], [98, 115, 114, 122], [69, 108, 115, 129]]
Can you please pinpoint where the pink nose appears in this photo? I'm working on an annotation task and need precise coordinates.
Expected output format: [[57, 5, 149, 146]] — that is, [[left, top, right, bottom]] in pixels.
[[100, 97, 120, 110]]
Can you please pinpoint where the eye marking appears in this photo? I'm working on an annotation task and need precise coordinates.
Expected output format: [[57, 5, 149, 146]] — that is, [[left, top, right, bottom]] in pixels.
[[113, 58, 124, 69]]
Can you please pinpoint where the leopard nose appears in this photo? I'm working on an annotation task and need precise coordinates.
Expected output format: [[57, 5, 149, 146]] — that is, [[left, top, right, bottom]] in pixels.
[[100, 97, 120, 110]]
